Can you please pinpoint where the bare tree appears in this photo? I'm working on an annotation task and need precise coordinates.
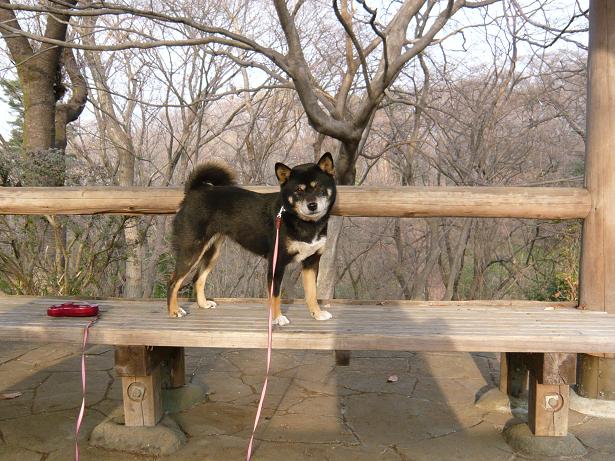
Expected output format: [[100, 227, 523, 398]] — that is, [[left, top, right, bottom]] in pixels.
[[0, 0, 87, 184]]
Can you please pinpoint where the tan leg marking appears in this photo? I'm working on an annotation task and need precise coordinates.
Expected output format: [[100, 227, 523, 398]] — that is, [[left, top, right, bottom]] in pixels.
[[168, 234, 220, 318], [302, 267, 332, 321], [168, 274, 188, 318], [195, 237, 223, 308], [270, 295, 290, 326]]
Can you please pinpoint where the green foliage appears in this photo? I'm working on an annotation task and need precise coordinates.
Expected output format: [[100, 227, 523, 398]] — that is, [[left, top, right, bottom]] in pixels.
[[527, 223, 580, 302], [0, 78, 24, 186], [0, 78, 24, 150]]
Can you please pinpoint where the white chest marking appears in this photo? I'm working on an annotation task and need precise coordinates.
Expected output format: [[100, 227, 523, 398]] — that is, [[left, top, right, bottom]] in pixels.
[[287, 236, 327, 262]]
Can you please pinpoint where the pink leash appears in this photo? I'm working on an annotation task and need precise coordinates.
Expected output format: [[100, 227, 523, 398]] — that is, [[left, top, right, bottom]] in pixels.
[[246, 206, 284, 461], [75, 318, 97, 461]]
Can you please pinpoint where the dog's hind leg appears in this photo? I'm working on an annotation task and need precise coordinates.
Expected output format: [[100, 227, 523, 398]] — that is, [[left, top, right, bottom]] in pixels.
[[167, 234, 219, 318], [194, 236, 224, 309]]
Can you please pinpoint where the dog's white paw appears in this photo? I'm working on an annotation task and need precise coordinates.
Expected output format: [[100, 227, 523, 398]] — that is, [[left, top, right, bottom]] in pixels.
[[312, 310, 332, 321], [171, 307, 188, 318], [198, 299, 217, 309], [272, 315, 290, 326]]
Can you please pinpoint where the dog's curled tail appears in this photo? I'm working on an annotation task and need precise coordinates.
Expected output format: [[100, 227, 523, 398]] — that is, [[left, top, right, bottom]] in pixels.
[[184, 161, 237, 192]]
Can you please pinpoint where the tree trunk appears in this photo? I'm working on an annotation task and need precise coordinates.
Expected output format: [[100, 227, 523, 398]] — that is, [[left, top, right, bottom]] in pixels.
[[317, 133, 362, 298], [411, 220, 442, 300], [119, 136, 140, 297], [443, 219, 473, 301], [317, 215, 344, 298]]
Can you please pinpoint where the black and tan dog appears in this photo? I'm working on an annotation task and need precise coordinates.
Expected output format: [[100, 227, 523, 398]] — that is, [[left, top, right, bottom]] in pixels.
[[167, 153, 337, 325]]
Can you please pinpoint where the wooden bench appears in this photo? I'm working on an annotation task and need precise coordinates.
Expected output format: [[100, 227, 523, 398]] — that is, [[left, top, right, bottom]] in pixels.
[[0, 183, 607, 440], [2, 9, 615, 447], [0, 295, 610, 435]]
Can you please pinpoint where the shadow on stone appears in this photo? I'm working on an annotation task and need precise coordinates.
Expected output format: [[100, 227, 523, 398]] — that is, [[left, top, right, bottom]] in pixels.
[[163, 383, 206, 414]]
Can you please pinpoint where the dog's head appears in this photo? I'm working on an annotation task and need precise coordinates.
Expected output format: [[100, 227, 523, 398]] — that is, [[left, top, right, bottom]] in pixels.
[[275, 153, 336, 222]]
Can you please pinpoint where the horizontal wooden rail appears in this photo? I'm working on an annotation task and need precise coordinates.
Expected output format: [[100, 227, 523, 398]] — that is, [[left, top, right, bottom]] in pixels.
[[0, 186, 591, 219]]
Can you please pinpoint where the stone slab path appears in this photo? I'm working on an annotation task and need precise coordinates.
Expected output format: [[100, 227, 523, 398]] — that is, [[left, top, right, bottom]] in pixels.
[[1, 342, 615, 460]]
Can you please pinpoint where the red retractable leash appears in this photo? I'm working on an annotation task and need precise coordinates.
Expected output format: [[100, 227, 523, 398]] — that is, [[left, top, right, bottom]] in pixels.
[[246, 206, 284, 461], [47, 302, 99, 461]]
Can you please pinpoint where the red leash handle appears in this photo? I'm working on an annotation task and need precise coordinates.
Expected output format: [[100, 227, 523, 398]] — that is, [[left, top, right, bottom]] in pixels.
[[246, 207, 283, 460], [47, 302, 99, 317]]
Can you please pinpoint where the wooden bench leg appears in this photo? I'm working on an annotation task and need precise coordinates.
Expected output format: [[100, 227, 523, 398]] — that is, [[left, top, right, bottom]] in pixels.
[[527, 353, 576, 436], [160, 346, 186, 389], [335, 350, 351, 366], [115, 346, 185, 427], [121, 367, 162, 427], [500, 352, 528, 398]]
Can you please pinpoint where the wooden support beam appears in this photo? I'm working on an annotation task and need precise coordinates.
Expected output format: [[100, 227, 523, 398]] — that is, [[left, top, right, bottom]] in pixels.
[[529, 352, 577, 386], [499, 353, 528, 398], [528, 382, 570, 437], [164, 346, 186, 389], [577, 354, 615, 400], [114, 346, 183, 427], [115, 345, 166, 376], [580, 0, 615, 313], [121, 367, 162, 427], [527, 353, 576, 436], [0, 186, 591, 219], [578, 0, 615, 401]]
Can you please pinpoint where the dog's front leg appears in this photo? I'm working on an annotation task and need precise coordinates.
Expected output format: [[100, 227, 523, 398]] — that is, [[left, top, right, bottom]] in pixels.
[[302, 254, 332, 321], [267, 261, 289, 326]]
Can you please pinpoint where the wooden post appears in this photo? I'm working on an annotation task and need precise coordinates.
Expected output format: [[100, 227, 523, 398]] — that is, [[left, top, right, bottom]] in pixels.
[[578, 0, 615, 400], [121, 368, 162, 427], [499, 353, 528, 398], [159, 346, 186, 389], [115, 346, 164, 426], [114, 345, 189, 427], [527, 353, 576, 436]]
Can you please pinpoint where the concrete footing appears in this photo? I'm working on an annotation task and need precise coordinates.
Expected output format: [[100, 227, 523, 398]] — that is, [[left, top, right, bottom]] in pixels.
[[89, 413, 186, 456], [570, 388, 615, 419], [503, 423, 587, 458]]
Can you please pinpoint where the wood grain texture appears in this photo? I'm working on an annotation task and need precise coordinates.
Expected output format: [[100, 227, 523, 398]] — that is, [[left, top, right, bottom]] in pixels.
[[528, 382, 570, 436], [0, 186, 591, 219], [121, 366, 162, 427], [577, 0, 615, 402], [526, 353, 575, 436], [2, 296, 615, 353], [580, 0, 615, 313]]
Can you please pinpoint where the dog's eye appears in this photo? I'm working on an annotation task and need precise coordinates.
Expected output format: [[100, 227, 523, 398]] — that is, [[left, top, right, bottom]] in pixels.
[[296, 185, 306, 194]]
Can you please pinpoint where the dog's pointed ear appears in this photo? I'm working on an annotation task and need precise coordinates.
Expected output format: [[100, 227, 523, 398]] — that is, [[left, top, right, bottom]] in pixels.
[[275, 162, 292, 185], [317, 152, 335, 176]]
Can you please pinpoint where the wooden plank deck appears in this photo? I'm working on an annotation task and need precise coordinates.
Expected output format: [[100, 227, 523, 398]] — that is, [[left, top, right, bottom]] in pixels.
[[0, 296, 614, 353]]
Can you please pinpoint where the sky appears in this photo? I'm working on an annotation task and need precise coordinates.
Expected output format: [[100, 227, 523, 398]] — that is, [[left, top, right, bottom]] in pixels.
[[0, 0, 589, 139]]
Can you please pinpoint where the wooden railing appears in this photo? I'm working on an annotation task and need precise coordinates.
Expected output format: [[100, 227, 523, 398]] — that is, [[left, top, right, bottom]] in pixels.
[[0, 186, 591, 219]]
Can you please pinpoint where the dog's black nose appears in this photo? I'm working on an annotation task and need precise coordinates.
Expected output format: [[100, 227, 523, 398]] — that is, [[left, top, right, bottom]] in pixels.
[[307, 202, 318, 211]]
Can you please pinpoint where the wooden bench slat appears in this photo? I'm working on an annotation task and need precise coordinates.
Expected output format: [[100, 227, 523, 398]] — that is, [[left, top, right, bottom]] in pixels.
[[1, 296, 614, 353]]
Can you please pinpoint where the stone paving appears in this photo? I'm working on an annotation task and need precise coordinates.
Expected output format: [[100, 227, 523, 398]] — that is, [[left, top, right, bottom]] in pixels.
[[1, 341, 615, 460]]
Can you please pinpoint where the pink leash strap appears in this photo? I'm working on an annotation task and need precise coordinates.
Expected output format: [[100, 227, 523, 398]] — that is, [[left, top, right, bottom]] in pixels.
[[75, 318, 97, 461], [246, 206, 284, 461]]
